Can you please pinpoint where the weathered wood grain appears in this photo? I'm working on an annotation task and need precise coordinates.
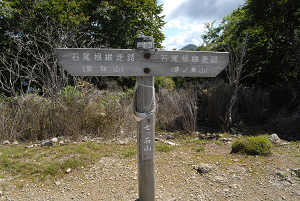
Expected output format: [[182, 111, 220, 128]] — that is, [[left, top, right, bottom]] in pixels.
[[136, 77, 156, 201]]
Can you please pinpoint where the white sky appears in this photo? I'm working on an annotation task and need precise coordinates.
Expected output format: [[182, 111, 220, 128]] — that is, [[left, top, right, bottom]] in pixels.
[[157, 0, 246, 50]]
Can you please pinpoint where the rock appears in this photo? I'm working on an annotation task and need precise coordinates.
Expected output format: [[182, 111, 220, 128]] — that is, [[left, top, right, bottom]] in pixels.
[[164, 141, 177, 146], [230, 184, 239, 189], [155, 138, 178, 146], [198, 133, 206, 139], [292, 169, 300, 177], [199, 133, 218, 140], [91, 137, 105, 142], [276, 171, 287, 179], [25, 145, 34, 148], [220, 138, 232, 142], [223, 188, 230, 193], [119, 141, 127, 145], [82, 136, 88, 142], [13, 141, 19, 145], [55, 181, 61, 186], [41, 140, 54, 147], [66, 168, 71, 173], [215, 176, 224, 183], [286, 177, 294, 184], [195, 163, 212, 173], [3, 140, 10, 145], [50, 138, 58, 143], [0, 190, 3, 196], [268, 134, 281, 144], [166, 135, 174, 139]]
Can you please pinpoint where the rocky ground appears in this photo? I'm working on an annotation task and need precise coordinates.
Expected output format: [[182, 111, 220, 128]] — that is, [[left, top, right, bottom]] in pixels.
[[0, 134, 300, 201]]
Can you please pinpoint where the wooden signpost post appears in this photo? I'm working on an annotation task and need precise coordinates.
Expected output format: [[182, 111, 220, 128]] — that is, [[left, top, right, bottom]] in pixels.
[[57, 36, 229, 201]]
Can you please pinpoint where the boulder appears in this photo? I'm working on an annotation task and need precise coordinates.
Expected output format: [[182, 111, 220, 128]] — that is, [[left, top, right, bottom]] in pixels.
[[50, 137, 58, 143], [292, 169, 300, 177], [2, 140, 10, 145], [166, 135, 174, 139], [195, 163, 212, 173], [41, 140, 54, 147], [268, 134, 281, 144], [82, 136, 88, 142], [199, 133, 219, 140]]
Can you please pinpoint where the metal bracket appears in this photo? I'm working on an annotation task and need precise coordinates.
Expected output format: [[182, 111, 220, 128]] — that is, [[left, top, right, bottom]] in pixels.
[[137, 48, 158, 55], [135, 36, 157, 56]]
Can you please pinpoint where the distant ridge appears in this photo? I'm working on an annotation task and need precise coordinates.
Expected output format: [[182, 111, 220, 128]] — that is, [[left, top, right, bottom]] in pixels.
[[180, 44, 197, 51]]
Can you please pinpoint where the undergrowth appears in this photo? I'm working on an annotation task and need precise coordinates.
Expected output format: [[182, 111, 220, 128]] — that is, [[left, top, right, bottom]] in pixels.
[[155, 141, 175, 152], [231, 135, 272, 155]]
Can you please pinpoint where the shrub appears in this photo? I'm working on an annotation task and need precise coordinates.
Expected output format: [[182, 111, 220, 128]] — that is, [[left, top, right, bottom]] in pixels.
[[196, 147, 205, 152], [231, 135, 272, 155], [154, 76, 175, 92], [0, 83, 135, 141]]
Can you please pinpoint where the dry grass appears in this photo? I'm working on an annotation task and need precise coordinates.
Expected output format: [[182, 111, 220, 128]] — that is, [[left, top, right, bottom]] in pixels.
[[0, 84, 134, 141], [1, 80, 300, 142]]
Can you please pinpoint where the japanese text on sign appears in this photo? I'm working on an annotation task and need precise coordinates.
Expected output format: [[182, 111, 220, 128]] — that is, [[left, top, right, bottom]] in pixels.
[[143, 122, 152, 153], [141, 118, 154, 160], [71, 53, 135, 62], [161, 55, 218, 64]]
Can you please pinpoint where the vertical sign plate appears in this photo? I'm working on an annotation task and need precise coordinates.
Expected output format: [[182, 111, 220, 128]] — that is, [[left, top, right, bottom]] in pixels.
[[141, 116, 154, 160]]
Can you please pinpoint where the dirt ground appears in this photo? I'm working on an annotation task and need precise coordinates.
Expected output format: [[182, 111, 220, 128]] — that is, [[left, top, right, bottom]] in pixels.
[[1, 134, 300, 201]]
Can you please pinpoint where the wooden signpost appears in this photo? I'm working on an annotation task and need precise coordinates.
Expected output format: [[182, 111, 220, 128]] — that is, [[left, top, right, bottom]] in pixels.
[[57, 36, 229, 201]]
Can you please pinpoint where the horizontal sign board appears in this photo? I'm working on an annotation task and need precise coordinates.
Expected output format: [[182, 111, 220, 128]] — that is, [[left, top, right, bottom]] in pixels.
[[56, 48, 229, 77]]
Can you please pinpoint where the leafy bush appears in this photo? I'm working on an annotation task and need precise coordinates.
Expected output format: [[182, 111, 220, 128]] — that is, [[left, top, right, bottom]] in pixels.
[[154, 76, 175, 92], [231, 135, 272, 155], [196, 147, 205, 152]]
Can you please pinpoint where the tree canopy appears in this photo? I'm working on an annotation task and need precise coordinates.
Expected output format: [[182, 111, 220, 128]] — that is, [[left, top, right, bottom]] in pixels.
[[201, 0, 300, 87], [0, 0, 165, 95]]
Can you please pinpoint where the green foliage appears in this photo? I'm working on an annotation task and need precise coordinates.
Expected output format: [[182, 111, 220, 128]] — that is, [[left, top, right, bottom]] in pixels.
[[196, 147, 205, 152], [155, 141, 174, 152], [90, 0, 166, 49], [200, 0, 300, 87], [243, 0, 300, 86], [214, 140, 225, 146], [58, 85, 83, 105], [120, 147, 137, 158], [0, 141, 138, 179], [154, 76, 175, 92], [231, 135, 272, 155], [0, 0, 165, 96]]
